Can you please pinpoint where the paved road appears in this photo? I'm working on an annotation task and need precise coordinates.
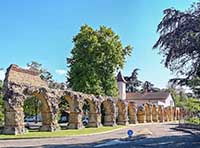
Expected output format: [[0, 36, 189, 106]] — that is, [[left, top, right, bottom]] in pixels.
[[0, 123, 200, 148]]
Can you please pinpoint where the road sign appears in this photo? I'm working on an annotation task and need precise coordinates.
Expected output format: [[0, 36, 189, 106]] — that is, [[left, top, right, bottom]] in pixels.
[[127, 129, 134, 138]]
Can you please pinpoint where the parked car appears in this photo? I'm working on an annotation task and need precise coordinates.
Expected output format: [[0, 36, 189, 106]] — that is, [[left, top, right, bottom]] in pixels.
[[58, 116, 68, 123], [25, 121, 42, 129], [82, 116, 89, 126], [24, 116, 35, 122], [24, 115, 42, 129], [24, 114, 42, 122]]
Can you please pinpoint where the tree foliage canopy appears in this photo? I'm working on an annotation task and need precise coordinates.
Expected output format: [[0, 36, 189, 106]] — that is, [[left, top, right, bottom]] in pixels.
[[153, 2, 200, 84], [67, 25, 132, 96], [27, 61, 53, 83], [142, 81, 155, 92], [125, 68, 142, 92], [188, 77, 200, 98], [168, 87, 188, 107], [23, 97, 41, 117]]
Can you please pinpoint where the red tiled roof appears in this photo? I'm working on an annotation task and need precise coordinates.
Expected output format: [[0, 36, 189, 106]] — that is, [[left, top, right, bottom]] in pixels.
[[126, 92, 170, 100], [9, 64, 39, 76]]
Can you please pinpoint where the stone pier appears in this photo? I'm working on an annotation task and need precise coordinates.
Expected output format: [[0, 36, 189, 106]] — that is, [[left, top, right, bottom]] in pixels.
[[137, 106, 145, 123], [128, 102, 137, 124], [152, 105, 158, 122]]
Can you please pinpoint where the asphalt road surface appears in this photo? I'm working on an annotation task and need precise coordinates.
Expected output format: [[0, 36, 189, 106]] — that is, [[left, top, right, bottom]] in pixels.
[[0, 123, 200, 148]]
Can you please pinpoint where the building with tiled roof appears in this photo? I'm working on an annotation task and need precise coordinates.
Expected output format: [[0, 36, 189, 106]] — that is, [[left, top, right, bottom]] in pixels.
[[126, 91, 174, 107], [117, 71, 174, 107]]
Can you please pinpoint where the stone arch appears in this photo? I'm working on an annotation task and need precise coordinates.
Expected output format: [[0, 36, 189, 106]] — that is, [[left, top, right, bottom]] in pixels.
[[167, 107, 171, 121], [2, 65, 60, 135], [58, 96, 70, 125], [29, 89, 59, 132], [144, 103, 152, 123], [3, 86, 60, 134], [128, 102, 137, 124], [137, 105, 145, 123], [158, 105, 164, 122], [163, 107, 168, 122], [116, 99, 128, 125], [152, 104, 158, 122], [100, 97, 116, 126], [63, 95, 74, 112], [82, 96, 101, 127], [62, 91, 83, 129], [166, 107, 172, 121]]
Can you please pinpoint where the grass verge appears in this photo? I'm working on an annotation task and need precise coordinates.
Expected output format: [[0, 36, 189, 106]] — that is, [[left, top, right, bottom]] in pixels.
[[0, 126, 125, 140]]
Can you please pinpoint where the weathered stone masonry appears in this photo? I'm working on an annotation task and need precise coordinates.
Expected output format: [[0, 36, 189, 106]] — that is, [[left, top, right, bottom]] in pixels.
[[2, 65, 183, 135]]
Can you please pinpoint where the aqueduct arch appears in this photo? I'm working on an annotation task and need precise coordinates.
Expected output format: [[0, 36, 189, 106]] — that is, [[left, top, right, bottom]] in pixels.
[[152, 104, 158, 122], [62, 91, 83, 129], [82, 96, 102, 127], [2, 64, 119, 134], [116, 99, 128, 125], [100, 97, 116, 126], [2, 64, 184, 135], [128, 102, 137, 124], [3, 65, 60, 134]]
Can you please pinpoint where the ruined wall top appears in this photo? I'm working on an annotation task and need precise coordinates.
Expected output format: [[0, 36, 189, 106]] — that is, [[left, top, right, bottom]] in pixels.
[[5, 64, 48, 88]]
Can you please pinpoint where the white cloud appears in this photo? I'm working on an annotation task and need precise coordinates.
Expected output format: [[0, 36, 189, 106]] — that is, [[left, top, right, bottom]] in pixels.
[[0, 70, 5, 81], [55, 69, 67, 75]]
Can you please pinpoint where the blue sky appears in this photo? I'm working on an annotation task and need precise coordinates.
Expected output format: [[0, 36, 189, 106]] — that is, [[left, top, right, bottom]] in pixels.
[[0, 0, 196, 88]]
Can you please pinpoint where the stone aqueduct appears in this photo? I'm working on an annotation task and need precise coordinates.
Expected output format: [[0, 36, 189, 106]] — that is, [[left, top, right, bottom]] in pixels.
[[2, 65, 185, 135]]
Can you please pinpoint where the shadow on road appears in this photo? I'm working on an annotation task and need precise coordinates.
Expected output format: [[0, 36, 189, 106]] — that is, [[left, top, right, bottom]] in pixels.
[[22, 126, 200, 148]]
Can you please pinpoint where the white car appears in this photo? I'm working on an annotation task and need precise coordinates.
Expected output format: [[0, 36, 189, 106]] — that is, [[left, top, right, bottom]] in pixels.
[[82, 116, 89, 126], [24, 116, 35, 122]]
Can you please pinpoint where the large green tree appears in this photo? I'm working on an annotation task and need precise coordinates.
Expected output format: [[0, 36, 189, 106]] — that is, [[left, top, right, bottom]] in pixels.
[[23, 97, 42, 118], [124, 68, 142, 92], [153, 2, 200, 85], [188, 77, 200, 98], [67, 25, 132, 96], [142, 81, 154, 92]]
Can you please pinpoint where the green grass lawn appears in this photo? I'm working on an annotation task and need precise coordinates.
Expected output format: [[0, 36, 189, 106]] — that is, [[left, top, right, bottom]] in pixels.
[[0, 126, 125, 139]]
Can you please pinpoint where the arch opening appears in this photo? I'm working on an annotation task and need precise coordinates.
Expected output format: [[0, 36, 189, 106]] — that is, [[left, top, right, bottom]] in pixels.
[[82, 98, 101, 127], [63, 95, 83, 129], [3, 90, 59, 135], [82, 99, 90, 126], [58, 96, 70, 129], [23, 96, 42, 130], [31, 92, 59, 132]]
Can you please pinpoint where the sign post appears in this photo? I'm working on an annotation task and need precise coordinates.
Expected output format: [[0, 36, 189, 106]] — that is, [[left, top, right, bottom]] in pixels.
[[127, 129, 134, 138]]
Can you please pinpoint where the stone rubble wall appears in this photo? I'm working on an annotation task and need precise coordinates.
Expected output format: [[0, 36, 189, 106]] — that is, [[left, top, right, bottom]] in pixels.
[[4, 64, 47, 88], [2, 64, 186, 135]]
